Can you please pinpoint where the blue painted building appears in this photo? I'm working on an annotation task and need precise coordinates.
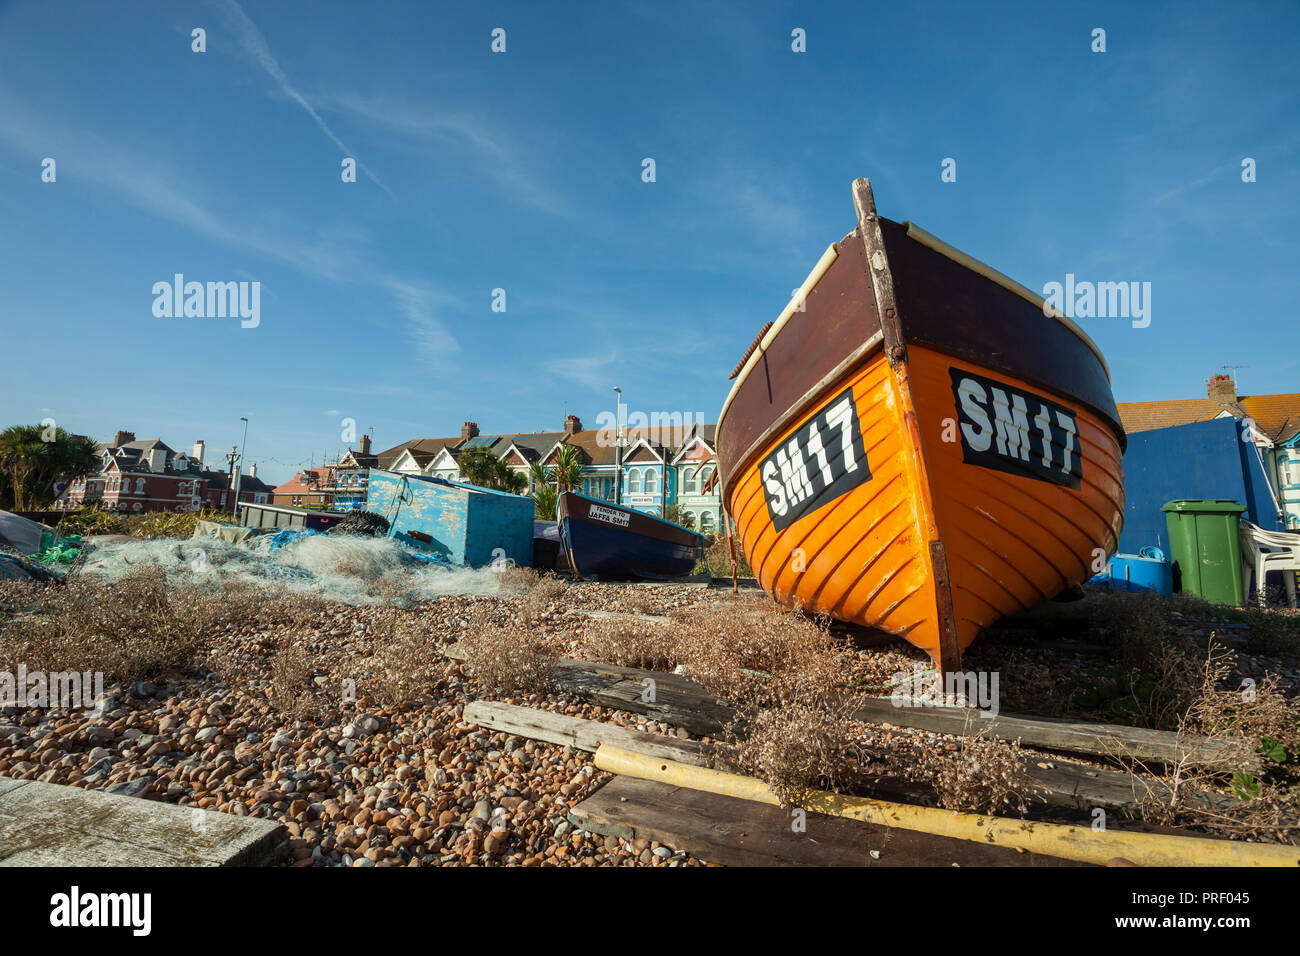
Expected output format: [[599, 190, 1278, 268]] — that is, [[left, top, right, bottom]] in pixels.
[[1118, 374, 1300, 537]]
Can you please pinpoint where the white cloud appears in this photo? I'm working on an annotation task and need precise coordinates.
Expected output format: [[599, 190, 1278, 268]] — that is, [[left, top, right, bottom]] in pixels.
[[384, 278, 462, 367], [546, 352, 620, 390], [328, 93, 568, 215]]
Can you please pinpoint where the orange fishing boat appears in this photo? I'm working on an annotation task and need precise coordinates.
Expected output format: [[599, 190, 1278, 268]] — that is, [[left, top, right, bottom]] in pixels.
[[715, 179, 1125, 674]]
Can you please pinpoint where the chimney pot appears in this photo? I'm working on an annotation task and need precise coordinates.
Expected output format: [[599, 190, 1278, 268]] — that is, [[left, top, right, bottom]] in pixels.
[[1207, 374, 1237, 405]]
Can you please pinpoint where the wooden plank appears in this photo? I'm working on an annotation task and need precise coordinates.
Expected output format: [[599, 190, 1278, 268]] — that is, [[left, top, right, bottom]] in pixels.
[[851, 697, 1255, 770], [570, 776, 1086, 867], [463, 701, 710, 765], [446, 645, 732, 737], [461, 699, 1229, 815], [448, 644, 1247, 770], [1020, 759, 1236, 813], [0, 776, 286, 867]]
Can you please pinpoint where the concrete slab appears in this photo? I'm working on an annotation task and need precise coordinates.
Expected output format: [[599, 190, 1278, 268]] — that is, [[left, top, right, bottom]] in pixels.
[[0, 776, 286, 866]]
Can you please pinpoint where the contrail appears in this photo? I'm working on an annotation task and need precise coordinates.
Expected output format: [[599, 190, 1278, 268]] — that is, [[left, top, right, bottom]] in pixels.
[[219, 0, 396, 200]]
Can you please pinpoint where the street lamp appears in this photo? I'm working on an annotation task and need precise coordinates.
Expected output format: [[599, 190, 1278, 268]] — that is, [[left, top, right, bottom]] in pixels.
[[232, 416, 249, 508], [612, 387, 624, 505]]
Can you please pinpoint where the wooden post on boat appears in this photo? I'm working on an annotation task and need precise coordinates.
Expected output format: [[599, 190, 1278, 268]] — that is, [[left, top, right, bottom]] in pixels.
[[852, 177, 962, 678], [725, 511, 739, 593]]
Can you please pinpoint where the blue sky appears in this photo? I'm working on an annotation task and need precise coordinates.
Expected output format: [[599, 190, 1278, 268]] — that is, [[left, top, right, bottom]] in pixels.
[[0, 0, 1296, 486]]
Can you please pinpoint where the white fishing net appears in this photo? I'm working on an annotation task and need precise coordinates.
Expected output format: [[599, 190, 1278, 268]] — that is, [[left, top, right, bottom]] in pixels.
[[74, 532, 515, 605]]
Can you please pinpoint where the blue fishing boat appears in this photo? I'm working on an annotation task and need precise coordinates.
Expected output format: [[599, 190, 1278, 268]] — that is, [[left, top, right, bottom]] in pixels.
[[366, 469, 535, 567], [557, 491, 705, 580]]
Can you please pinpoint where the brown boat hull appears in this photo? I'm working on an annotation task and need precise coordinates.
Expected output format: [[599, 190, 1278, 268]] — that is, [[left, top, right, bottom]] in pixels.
[[716, 179, 1125, 671]]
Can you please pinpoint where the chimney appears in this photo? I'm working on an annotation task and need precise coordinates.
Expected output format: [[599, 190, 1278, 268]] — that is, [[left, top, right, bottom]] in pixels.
[[564, 414, 583, 436], [1207, 374, 1237, 406], [461, 421, 479, 441], [359, 434, 372, 456], [113, 430, 135, 447], [192, 440, 205, 466], [249, 463, 258, 479]]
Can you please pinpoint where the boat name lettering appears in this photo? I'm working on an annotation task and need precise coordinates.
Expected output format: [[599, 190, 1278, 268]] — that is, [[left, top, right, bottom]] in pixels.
[[588, 504, 631, 528], [760, 387, 873, 532], [949, 368, 1082, 489]]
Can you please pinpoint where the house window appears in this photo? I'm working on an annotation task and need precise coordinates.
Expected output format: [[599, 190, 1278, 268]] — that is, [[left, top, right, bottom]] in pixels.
[[683, 467, 698, 495], [699, 466, 715, 493], [628, 468, 642, 494], [644, 469, 659, 495], [700, 511, 716, 533]]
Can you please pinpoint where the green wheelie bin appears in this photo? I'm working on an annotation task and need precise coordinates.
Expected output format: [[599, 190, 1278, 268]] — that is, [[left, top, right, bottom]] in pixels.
[[1161, 499, 1247, 605]]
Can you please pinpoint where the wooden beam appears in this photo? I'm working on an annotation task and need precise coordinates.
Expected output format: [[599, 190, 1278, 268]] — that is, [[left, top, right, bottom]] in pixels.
[[462, 701, 710, 766], [446, 645, 732, 737], [459, 699, 1231, 815], [570, 776, 1084, 867], [850, 697, 1256, 771], [0, 776, 285, 866], [446, 643, 1251, 770]]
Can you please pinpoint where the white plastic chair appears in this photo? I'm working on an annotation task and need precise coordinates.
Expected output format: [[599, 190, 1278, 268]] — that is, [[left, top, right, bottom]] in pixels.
[[1239, 520, 1300, 608]]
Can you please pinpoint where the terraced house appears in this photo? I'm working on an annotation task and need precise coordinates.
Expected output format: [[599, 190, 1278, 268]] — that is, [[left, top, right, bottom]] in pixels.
[[55, 433, 273, 513], [367, 416, 724, 530], [1118, 373, 1300, 529]]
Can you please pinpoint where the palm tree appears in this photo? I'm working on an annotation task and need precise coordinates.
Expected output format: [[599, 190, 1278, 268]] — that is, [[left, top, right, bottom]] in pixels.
[[552, 445, 584, 493], [528, 460, 550, 493], [533, 485, 558, 520], [456, 447, 498, 488], [663, 503, 696, 530], [500, 469, 528, 495], [0, 424, 98, 510], [456, 446, 529, 494]]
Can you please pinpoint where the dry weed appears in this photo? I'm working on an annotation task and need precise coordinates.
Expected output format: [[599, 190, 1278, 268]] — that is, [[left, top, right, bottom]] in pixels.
[[268, 635, 315, 717], [1108, 642, 1300, 842], [904, 734, 1034, 816], [0, 567, 208, 684], [580, 617, 678, 671], [457, 603, 557, 695], [670, 598, 846, 709], [369, 609, 441, 710], [729, 698, 869, 807], [496, 566, 566, 624]]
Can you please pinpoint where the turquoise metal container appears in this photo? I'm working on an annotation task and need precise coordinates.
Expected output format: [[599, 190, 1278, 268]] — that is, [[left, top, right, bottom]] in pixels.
[[365, 469, 535, 567]]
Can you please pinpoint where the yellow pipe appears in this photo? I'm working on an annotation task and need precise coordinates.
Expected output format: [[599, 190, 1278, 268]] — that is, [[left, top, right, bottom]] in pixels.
[[594, 744, 1300, 868]]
